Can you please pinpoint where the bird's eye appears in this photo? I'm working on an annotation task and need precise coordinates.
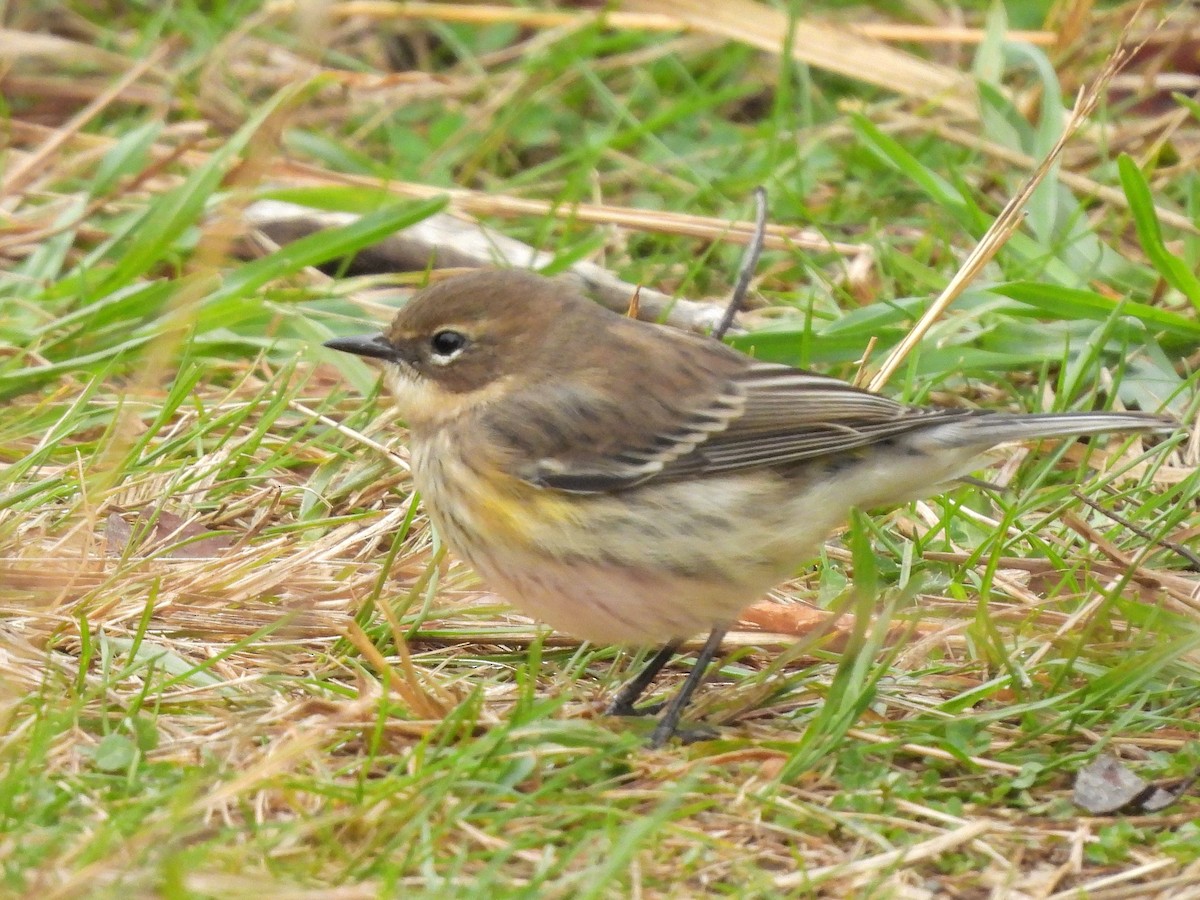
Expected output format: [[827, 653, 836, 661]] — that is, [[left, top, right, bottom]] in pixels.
[[429, 329, 469, 361]]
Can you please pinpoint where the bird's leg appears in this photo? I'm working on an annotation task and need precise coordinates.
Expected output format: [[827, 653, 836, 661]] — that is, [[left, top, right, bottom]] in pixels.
[[606, 641, 681, 717], [649, 625, 729, 748]]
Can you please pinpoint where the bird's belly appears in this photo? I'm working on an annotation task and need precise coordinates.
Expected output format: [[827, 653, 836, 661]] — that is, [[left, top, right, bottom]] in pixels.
[[472, 554, 757, 645], [410, 437, 844, 645]]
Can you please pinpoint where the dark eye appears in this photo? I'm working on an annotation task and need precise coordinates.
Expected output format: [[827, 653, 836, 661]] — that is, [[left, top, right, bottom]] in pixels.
[[429, 329, 468, 358]]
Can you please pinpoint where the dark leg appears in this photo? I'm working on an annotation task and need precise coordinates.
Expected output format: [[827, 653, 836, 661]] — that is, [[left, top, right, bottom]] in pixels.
[[649, 625, 728, 748], [607, 641, 681, 717]]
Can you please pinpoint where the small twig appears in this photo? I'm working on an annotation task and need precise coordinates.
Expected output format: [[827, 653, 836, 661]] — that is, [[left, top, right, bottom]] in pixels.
[[776, 819, 994, 888], [1071, 489, 1200, 571], [283, 2, 1056, 45], [851, 335, 878, 388], [289, 399, 410, 470], [713, 186, 768, 341]]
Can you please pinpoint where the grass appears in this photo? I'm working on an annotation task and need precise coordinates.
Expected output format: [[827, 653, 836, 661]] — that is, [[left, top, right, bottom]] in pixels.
[[2, 0, 1199, 896]]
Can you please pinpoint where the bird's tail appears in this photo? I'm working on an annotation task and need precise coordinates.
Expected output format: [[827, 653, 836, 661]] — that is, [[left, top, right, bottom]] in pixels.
[[930, 411, 1179, 450]]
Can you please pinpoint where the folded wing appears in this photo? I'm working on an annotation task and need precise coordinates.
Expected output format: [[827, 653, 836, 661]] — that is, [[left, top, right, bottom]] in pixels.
[[488, 341, 969, 493]]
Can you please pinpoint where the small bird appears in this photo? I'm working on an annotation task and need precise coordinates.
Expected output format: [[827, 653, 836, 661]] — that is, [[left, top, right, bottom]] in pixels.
[[325, 268, 1177, 745]]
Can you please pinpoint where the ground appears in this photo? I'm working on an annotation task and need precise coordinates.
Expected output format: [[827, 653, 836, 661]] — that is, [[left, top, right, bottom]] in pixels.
[[2, 2, 1199, 897]]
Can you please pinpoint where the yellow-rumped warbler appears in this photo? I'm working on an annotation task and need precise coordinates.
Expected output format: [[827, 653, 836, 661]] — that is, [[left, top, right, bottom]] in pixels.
[[326, 268, 1176, 744]]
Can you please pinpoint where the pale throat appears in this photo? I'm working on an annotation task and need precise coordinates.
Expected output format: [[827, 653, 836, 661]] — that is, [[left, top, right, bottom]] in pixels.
[[383, 364, 512, 429]]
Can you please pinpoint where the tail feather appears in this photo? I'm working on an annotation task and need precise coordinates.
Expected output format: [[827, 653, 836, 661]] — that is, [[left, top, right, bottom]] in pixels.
[[930, 411, 1178, 450]]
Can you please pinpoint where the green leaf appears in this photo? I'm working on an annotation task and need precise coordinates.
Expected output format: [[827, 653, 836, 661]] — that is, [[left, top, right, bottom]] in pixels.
[[91, 733, 137, 772], [91, 120, 162, 197], [852, 114, 984, 232], [201, 196, 448, 309], [1117, 153, 1200, 310], [1174, 91, 1200, 125], [254, 184, 406, 214], [91, 84, 311, 293], [994, 282, 1200, 345]]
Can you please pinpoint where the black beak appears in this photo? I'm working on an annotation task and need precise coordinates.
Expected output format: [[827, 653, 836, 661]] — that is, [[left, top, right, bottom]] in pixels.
[[323, 333, 401, 363]]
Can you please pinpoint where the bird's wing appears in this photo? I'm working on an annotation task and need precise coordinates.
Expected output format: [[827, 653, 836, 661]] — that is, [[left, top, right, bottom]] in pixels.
[[658, 364, 968, 479], [486, 347, 970, 494]]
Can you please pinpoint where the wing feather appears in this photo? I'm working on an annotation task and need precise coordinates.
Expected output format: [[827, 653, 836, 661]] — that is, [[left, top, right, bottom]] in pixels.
[[483, 326, 967, 494]]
